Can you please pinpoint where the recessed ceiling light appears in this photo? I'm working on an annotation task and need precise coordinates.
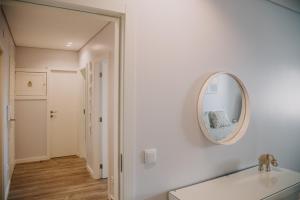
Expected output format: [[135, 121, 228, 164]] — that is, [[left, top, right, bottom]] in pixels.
[[65, 42, 73, 47]]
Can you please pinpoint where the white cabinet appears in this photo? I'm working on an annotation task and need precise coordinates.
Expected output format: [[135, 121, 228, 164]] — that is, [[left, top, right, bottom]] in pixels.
[[15, 72, 47, 97], [169, 167, 300, 200]]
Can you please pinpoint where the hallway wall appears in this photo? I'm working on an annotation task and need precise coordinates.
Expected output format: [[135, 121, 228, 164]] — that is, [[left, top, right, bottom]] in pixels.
[[14, 47, 79, 161], [15, 100, 47, 160], [0, 9, 15, 199], [79, 22, 115, 198], [16, 46, 78, 69]]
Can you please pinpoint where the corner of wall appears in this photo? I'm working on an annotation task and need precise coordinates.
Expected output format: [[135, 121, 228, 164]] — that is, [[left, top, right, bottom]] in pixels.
[[86, 163, 101, 179]]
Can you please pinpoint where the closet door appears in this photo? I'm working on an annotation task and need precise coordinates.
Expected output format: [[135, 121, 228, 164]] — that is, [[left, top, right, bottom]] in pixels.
[[48, 70, 79, 157]]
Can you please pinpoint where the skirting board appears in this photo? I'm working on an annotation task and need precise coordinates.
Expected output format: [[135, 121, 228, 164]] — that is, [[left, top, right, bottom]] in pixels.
[[86, 164, 100, 179], [15, 156, 49, 164], [6, 161, 16, 199]]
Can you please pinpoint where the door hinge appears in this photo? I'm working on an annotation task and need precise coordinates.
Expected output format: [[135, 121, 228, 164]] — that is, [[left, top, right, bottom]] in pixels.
[[100, 164, 103, 169], [99, 72, 103, 78], [120, 154, 123, 173], [99, 117, 102, 122], [83, 109, 85, 114]]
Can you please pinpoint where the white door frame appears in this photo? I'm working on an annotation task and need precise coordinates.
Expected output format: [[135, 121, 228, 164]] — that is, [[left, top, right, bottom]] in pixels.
[[8, 54, 15, 179], [8, 1, 131, 200], [78, 67, 87, 159], [0, 47, 4, 200]]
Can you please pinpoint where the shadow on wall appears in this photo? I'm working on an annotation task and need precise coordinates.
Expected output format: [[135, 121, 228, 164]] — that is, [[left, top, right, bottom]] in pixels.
[[181, 71, 217, 148]]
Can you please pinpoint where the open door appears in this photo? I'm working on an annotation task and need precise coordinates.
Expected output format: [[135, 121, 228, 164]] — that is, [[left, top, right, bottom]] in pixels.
[[94, 57, 109, 179]]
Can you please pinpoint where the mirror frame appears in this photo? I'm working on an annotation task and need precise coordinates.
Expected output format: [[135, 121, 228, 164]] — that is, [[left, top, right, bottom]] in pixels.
[[197, 72, 250, 145]]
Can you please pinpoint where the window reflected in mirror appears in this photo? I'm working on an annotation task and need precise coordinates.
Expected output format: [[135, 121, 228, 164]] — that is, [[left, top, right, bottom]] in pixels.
[[198, 72, 249, 145]]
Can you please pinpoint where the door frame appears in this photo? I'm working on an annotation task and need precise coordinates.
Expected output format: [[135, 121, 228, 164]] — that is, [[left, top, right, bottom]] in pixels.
[[8, 53, 15, 180], [0, 47, 4, 200], [8, 1, 129, 200], [48, 20, 122, 200]]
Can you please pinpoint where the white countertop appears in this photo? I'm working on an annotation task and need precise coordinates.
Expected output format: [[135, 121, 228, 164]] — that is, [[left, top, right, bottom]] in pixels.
[[169, 167, 300, 200]]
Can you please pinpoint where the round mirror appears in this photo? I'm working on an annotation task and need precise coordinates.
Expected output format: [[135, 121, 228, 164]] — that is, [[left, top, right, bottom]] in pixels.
[[197, 72, 250, 145]]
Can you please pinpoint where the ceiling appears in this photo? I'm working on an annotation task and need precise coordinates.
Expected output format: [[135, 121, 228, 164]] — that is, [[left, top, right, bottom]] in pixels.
[[3, 1, 109, 51], [269, 0, 300, 13]]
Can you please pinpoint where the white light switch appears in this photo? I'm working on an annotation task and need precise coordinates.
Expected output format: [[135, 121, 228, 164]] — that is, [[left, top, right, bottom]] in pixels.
[[144, 149, 157, 165]]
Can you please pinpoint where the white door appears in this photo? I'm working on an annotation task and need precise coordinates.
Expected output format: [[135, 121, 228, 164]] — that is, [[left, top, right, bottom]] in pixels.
[[94, 58, 109, 178], [48, 70, 79, 158]]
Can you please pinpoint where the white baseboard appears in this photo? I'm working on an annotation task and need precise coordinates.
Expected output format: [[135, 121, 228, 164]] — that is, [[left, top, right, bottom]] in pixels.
[[76, 153, 86, 159], [5, 178, 11, 200], [9, 161, 15, 177], [15, 156, 49, 164], [86, 164, 100, 179], [86, 164, 95, 178]]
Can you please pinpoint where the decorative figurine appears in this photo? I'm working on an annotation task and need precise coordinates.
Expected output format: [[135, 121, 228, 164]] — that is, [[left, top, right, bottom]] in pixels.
[[258, 154, 278, 172]]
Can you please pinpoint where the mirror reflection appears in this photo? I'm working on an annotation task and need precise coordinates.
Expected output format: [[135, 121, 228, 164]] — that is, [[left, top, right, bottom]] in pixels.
[[202, 73, 243, 141]]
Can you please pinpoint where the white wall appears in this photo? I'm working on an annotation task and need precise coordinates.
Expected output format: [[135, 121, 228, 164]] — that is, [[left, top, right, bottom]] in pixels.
[[15, 100, 47, 160], [16, 46, 78, 69], [129, 1, 300, 199], [79, 23, 114, 67], [0, 9, 15, 199], [79, 22, 115, 196], [24, 1, 300, 200], [15, 47, 79, 161]]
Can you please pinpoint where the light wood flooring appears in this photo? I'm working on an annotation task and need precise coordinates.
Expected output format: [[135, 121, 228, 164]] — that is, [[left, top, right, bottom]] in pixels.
[[8, 156, 107, 200]]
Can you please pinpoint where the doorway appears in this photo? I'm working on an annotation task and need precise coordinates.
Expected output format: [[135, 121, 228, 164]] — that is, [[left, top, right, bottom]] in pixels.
[[2, 1, 122, 199], [48, 69, 79, 158]]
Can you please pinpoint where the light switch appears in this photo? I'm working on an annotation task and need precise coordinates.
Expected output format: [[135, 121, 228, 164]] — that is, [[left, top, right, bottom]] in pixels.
[[144, 149, 157, 165]]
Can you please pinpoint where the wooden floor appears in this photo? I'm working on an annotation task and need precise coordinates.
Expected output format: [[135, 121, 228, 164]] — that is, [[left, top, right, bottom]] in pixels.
[[8, 156, 107, 200]]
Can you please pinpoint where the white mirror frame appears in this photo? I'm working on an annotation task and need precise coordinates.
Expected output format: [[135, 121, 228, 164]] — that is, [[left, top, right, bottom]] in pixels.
[[197, 72, 250, 145]]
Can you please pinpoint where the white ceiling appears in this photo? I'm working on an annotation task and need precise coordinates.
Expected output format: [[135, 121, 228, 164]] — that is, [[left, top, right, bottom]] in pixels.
[[269, 0, 300, 13], [3, 1, 109, 51]]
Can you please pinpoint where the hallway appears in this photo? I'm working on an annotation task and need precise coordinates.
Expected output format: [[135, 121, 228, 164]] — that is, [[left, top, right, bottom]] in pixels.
[[8, 156, 107, 200]]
